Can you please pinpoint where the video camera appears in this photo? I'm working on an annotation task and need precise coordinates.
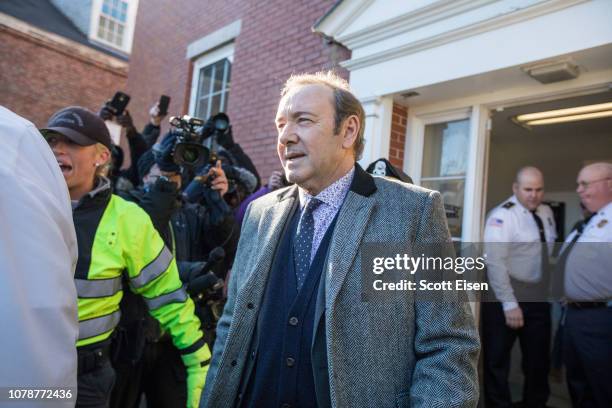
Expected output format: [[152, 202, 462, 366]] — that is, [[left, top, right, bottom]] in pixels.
[[168, 113, 231, 168]]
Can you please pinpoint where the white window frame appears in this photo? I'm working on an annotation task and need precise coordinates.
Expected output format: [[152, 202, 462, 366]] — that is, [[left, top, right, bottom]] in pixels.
[[188, 42, 235, 120], [89, 0, 139, 54], [406, 107, 477, 241]]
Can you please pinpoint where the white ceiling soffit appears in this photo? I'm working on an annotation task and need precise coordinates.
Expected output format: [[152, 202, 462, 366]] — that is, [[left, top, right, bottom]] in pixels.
[[314, 0, 589, 70]]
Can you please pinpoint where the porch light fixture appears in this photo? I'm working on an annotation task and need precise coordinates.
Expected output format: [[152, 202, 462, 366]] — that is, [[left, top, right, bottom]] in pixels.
[[522, 59, 579, 84], [514, 102, 612, 126]]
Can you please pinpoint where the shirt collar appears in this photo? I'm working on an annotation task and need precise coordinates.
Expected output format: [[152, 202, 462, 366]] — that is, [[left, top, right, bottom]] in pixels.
[[596, 201, 612, 217], [510, 195, 542, 214], [298, 166, 355, 210]]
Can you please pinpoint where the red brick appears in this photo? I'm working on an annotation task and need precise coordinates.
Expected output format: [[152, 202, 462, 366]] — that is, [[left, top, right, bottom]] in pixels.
[[0, 28, 127, 127]]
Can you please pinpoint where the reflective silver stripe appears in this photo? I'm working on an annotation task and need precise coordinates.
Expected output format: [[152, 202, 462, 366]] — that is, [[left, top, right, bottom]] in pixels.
[[78, 311, 121, 340], [75, 277, 122, 298], [131, 246, 173, 288], [144, 287, 188, 310]]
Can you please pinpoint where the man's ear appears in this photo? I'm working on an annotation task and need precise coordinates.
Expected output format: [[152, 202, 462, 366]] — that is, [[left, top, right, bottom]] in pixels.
[[341, 115, 360, 151]]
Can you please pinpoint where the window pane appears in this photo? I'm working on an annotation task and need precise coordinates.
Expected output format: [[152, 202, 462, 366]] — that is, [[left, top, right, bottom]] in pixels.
[[99, 16, 106, 29], [108, 20, 115, 32], [220, 91, 228, 113], [111, 8, 118, 19], [112, 0, 119, 6], [225, 60, 232, 88], [198, 66, 212, 100], [421, 179, 465, 238], [116, 33, 123, 46], [117, 25, 124, 36], [210, 94, 222, 117], [212, 60, 226, 93], [102, 4, 110, 14], [107, 29, 114, 43], [121, 1, 128, 11], [422, 119, 469, 178], [196, 97, 209, 121], [120, 11, 127, 22], [98, 26, 105, 38], [193, 55, 233, 119]]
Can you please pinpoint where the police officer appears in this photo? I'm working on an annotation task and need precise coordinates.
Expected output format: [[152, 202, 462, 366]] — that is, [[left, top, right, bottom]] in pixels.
[[558, 162, 612, 407], [41, 106, 210, 408], [483, 166, 556, 407]]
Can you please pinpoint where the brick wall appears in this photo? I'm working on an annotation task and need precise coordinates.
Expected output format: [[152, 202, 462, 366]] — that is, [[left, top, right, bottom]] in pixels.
[[389, 103, 407, 170], [0, 26, 127, 128], [126, 0, 349, 181]]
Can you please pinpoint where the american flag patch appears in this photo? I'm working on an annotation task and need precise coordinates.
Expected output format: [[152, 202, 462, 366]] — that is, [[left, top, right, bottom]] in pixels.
[[489, 218, 504, 227]]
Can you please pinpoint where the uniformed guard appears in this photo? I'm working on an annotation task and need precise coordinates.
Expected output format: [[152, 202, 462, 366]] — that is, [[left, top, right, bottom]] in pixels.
[[557, 162, 612, 408], [483, 166, 556, 407]]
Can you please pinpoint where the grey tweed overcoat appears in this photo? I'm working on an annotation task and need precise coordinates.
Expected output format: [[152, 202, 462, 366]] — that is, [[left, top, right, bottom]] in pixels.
[[201, 165, 480, 408]]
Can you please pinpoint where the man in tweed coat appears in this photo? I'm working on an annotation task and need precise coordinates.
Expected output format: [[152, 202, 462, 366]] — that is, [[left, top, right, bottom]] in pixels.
[[201, 72, 480, 408]]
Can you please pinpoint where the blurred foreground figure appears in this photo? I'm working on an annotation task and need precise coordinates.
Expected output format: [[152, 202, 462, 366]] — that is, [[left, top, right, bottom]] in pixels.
[[0, 106, 79, 406]]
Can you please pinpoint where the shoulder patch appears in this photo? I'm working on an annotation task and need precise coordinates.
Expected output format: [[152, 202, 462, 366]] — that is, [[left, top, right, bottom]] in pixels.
[[502, 202, 515, 209]]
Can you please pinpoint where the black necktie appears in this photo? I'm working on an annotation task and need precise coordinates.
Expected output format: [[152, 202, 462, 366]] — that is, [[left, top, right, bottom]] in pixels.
[[294, 198, 322, 290], [531, 210, 550, 272]]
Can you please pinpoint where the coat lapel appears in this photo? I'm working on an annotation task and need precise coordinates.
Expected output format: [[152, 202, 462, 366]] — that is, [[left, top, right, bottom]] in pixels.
[[238, 186, 298, 305], [325, 165, 377, 310], [325, 191, 375, 309]]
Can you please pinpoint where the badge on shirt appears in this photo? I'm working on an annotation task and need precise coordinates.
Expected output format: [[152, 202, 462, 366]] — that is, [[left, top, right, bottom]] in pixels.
[[598, 219, 608, 228]]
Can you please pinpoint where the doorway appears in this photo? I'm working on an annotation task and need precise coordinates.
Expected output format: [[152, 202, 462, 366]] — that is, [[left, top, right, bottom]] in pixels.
[[484, 90, 612, 407]]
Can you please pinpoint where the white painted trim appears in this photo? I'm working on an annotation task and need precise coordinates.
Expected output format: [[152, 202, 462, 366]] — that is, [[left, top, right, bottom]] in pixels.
[[410, 69, 612, 115], [341, 0, 587, 70], [462, 105, 489, 242], [358, 96, 393, 167], [313, 0, 373, 38], [404, 110, 423, 184], [337, 0, 494, 49], [89, 0, 139, 54], [188, 42, 235, 118], [186, 19, 241, 60]]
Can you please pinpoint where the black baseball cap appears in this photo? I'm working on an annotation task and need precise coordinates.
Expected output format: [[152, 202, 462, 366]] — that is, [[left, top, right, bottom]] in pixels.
[[41, 106, 112, 150]]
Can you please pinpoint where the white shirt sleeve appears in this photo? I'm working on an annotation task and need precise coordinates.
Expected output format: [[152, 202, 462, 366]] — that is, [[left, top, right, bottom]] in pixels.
[[0, 107, 78, 397], [484, 208, 518, 308]]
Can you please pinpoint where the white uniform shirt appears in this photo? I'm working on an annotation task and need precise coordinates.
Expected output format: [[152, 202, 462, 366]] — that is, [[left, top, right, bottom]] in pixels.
[[0, 107, 78, 401], [484, 195, 557, 310], [563, 201, 612, 301]]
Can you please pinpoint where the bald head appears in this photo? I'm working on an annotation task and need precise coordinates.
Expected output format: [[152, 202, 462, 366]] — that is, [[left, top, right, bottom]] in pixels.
[[577, 162, 612, 212], [513, 166, 545, 211]]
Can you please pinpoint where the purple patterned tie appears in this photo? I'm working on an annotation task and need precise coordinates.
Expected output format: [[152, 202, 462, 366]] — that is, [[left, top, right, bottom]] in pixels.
[[294, 198, 322, 290]]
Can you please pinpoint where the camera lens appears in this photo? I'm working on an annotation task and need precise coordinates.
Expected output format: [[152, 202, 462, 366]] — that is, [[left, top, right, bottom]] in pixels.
[[212, 113, 229, 131], [183, 147, 199, 164]]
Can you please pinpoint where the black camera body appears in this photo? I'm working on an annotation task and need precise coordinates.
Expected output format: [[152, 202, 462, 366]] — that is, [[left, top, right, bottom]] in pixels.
[[169, 115, 208, 168], [168, 113, 231, 168]]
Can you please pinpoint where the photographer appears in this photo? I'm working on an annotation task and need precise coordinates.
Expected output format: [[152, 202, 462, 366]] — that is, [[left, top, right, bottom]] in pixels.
[[99, 100, 167, 190], [111, 129, 238, 408], [205, 113, 261, 190]]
